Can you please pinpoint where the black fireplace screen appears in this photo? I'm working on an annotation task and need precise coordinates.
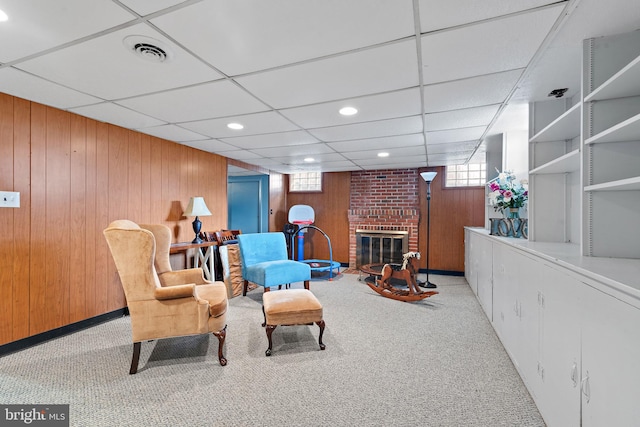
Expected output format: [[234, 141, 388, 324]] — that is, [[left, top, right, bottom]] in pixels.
[[356, 230, 408, 268]]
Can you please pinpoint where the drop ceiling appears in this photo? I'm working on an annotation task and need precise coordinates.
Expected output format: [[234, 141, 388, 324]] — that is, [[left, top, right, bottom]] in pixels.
[[0, 0, 639, 174]]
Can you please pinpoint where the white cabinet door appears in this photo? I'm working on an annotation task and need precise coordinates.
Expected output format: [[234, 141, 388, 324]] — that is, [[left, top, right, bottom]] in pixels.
[[475, 236, 493, 319], [512, 254, 542, 398], [536, 266, 581, 427], [581, 284, 640, 426]]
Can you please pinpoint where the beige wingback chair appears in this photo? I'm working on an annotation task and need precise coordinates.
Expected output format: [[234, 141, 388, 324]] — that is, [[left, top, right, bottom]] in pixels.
[[142, 223, 209, 287], [103, 220, 228, 374]]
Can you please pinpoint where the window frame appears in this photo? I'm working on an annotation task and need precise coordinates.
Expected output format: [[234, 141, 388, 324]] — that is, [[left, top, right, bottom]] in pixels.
[[444, 163, 487, 188], [288, 171, 323, 193]]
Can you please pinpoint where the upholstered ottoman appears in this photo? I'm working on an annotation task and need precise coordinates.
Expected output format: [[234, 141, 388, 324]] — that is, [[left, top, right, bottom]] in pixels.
[[261, 289, 326, 356]]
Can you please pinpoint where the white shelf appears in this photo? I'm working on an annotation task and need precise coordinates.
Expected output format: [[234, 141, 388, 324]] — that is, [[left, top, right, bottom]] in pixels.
[[584, 176, 640, 191], [585, 112, 640, 144], [529, 149, 580, 175], [529, 103, 581, 143], [585, 54, 640, 102]]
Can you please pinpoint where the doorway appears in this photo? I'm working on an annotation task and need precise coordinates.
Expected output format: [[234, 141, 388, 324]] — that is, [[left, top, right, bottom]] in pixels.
[[227, 170, 268, 234]]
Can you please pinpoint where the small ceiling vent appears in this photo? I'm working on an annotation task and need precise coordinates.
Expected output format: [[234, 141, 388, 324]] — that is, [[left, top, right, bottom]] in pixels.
[[123, 35, 173, 64], [548, 88, 568, 98]]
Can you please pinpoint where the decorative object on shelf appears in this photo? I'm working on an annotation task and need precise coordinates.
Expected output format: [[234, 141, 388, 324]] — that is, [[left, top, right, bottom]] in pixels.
[[183, 197, 212, 244], [487, 170, 528, 217], [419, 171, 438, 289], [490, 217, 528, 239]]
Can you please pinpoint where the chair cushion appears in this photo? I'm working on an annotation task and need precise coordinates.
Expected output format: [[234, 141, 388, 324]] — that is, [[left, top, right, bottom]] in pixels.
[[263, 289, 323, 325], [244, 260, 311, 288], [194, 283, 228, 318]]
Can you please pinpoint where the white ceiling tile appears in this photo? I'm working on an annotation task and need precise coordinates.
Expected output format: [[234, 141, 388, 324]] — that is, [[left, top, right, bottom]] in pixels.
[[427, 141, 478, 154], [327, 133, 425, 152], [220, 130, 319, 150], [0, 67, 102, 109], [420, 5, 565, 84], [151, 0, 415, 75], [179, 111, 300, 139], [118, 0, 188, 16], [428, 152, 473, 162], [425, 104, 501, 131], [252, 144, 336, 158], [0, 0, 134, 62], [423, 69, 523, 113], [309, 116, 424, 142], [116, 80, 269, 123], [69, 102, 165, 129], [219, 150, 263, 161], [136, 124, 207, 141], [180, 139, 237, 154], [418, 0, 562, 32], [271, 153, 347, 165], [342, 145, 425, 161], [15, 24, 223, 99], [279, 88, 422, 129], [316, 161, 360, 172], [426, 126, 486, 144], [356, 158, 428, 169], [236, 40, 419, 108], [486, 102, 528, 137]]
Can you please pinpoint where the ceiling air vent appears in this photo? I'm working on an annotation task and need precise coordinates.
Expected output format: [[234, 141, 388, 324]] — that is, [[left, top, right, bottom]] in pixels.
[[123, 35, 173, 64]]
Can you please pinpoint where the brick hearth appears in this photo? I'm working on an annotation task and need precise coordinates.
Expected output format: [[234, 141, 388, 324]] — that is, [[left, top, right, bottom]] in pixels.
[[348, 169, 420, 269]]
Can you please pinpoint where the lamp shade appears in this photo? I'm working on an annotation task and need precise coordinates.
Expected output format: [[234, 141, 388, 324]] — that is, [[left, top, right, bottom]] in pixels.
[[183, 197, 212, 217], [420, 171, 437, 182]]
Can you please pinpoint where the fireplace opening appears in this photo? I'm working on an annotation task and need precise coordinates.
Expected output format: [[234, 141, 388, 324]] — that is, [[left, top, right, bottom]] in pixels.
[[355, 230, 408, 268]]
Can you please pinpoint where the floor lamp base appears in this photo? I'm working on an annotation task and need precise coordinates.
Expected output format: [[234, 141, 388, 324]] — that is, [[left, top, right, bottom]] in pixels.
[[417, 279, 437, 289]]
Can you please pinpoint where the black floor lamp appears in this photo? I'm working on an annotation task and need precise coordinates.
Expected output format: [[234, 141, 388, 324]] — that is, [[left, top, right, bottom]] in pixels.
[[420, 171, 437, 289]]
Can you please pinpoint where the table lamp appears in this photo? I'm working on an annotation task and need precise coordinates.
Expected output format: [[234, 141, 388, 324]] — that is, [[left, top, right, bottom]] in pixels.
[[183, 197, 212, 243]]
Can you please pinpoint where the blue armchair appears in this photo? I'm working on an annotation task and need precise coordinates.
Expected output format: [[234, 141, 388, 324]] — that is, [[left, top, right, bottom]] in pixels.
[[237, 232, 311, 295]]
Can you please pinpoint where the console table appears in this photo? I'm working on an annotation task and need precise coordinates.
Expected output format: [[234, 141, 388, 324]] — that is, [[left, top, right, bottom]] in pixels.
[[170, 241, 217, 281]]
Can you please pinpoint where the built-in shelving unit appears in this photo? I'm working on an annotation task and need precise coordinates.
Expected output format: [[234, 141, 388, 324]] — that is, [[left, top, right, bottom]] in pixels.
[[529, 149, 580, 174], [528, 98, 581, 243], [582, 31, 640, 258], [530, 102, 581, 144], [584, 112, 640, 144]]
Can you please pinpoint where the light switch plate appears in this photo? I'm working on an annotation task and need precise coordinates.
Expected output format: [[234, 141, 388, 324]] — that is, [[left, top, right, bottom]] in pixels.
[[0, 191, 20, 208]]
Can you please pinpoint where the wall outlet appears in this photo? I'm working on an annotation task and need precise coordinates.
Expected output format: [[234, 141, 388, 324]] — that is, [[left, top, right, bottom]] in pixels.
[[0, 191, 20, 208]]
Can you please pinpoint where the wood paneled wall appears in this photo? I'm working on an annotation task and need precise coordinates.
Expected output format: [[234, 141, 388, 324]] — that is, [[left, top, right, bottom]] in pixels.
[[418, 167, 486, 272], [286, 172, 351, 263], [0, 93, 228, 346]]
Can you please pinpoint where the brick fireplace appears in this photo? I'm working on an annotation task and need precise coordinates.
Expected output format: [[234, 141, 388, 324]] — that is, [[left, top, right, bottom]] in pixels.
[[348, 169, 420, 269]]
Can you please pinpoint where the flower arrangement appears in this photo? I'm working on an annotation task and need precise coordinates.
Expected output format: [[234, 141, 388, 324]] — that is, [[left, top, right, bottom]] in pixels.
[[487, 170, 528, 216]]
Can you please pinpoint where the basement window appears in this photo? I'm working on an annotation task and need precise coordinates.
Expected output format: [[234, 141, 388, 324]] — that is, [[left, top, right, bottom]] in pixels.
[[289, 172, 322, 192], [445, 163, 486, 187]]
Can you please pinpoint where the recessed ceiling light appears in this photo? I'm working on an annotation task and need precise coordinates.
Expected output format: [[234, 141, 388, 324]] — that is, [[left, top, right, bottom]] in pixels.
[[339, 106, 358, 116], [0, 9, 8, 22], [304, 157, 315, 162], [227, 122, 244, 130], [377, 152, 390, 157]]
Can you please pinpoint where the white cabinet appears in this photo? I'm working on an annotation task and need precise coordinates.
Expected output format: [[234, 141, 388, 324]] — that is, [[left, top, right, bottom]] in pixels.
[[466, 228, 640, 427], [536, 265, 582, 427], [582, 31, 640, 258], [580, 284, 640, 426]]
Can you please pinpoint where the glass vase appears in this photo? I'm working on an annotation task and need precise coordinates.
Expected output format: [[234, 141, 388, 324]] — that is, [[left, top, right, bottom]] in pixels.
[[508, 208, 520, 219]]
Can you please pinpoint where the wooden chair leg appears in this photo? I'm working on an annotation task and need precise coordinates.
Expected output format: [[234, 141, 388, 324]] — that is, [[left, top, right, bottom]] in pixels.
[[129, 342, 141, 375], [304, 280, 310, 290], [242, 280, 248, 296], [316, 320, 326, 350], [265, 325, 277, 356], [212, 325, 228, 366]]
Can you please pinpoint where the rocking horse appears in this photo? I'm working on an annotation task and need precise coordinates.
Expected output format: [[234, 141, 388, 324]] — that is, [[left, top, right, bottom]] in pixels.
[[365, 252, 438, 302]]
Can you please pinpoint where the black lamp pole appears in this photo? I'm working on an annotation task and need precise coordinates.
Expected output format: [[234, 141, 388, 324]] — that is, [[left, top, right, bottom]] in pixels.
[[420, 171, 437, 289]]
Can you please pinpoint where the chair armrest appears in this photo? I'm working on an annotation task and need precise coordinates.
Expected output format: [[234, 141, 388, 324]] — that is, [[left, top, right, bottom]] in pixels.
[[154, 284, 196, 300], [159, 269, 210, 286]]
